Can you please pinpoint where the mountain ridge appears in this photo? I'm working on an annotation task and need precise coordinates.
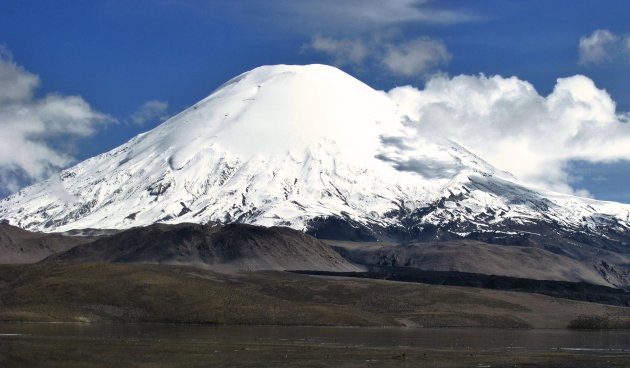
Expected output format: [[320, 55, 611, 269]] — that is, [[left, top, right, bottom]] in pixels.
[[42, 222, 360, 272]]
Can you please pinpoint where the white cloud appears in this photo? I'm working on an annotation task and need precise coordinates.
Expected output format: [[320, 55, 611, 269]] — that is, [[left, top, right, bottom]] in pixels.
[[578, 29, 630, 65], [0, 47, 113, 195], [129, 99, 169, 125], [305, 35, 450, 77], [304, 35, 368, 66], [388, 74, 630, 195], [0, 46, 38, 102], [382, 38, 450, 76]]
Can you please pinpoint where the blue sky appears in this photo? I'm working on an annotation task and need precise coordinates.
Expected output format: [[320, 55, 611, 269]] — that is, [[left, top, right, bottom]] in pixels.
[[1, 0, 630, 201]]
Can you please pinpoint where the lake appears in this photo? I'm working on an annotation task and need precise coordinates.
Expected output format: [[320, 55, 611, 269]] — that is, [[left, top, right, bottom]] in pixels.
[[2, 323, 630, 367]]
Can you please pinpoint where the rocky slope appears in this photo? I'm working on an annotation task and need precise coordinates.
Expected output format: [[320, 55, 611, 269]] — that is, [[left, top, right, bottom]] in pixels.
[[44, 223, 360, 272], [0, 223, 93, 264], [328, 239, 630, 288]]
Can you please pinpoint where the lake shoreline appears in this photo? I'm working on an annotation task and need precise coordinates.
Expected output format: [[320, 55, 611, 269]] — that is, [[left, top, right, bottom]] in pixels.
[[3, 323, 630, 367], [3, 320, 630, 331]]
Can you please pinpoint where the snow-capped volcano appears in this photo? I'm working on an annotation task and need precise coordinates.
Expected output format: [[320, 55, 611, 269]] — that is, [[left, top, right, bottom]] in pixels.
[[2, 64, 630, 255]]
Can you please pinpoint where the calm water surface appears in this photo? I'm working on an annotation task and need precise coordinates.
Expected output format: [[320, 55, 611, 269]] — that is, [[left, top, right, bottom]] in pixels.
[[2, 323, 630, 367]]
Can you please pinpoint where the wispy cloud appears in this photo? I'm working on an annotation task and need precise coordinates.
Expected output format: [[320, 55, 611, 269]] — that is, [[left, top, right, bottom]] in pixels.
[[284, 0, 479, 31], [382, 37, 450, 76], [176, 0, 480, 37], [304, 35, 368, 66], [304, 34, 450, 77], [578, 29, 630, 65], [389, 73, 630, 195], [0, 46, 113, 195], [129, 99, 169, 125]]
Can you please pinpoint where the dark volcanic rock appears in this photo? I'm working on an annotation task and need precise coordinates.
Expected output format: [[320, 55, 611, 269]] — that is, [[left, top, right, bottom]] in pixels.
[[294, 267, 630, 308]]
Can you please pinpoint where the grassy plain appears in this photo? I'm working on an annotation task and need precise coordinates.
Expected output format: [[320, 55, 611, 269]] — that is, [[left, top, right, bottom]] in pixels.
[[1, 263, 630, 329]]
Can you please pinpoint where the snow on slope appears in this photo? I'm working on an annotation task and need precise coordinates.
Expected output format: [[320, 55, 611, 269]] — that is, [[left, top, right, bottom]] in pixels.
[[1, 64, 630, 250]]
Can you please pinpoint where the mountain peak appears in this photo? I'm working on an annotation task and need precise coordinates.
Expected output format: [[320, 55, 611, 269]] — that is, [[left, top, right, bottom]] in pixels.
[[2, 64, 630, 254], [155, 63, 403, 163]]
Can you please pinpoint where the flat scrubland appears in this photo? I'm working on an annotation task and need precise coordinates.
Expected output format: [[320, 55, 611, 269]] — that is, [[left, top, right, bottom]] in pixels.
[[1, 263, 629, 329]]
